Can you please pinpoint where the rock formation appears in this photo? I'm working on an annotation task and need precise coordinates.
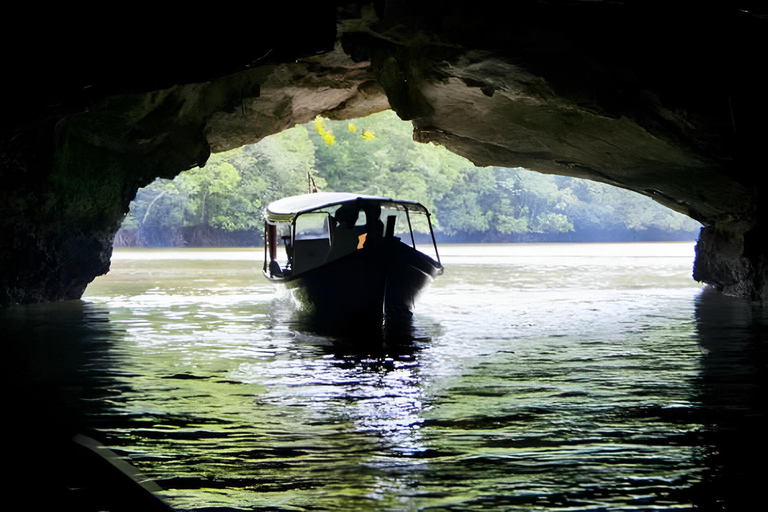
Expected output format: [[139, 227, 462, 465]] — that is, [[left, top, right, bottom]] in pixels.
[[1, 1, 767, 305]]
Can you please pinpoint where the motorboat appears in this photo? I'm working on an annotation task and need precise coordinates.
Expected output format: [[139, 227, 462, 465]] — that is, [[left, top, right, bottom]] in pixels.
[[262, 192, 443, 326]]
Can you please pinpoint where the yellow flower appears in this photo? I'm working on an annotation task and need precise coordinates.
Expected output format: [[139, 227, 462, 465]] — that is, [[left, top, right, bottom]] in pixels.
[[348, 122, 357, 132], [361, 130, 375, 141], [314, 116, 326, 134], [314, 116, 335, 146]]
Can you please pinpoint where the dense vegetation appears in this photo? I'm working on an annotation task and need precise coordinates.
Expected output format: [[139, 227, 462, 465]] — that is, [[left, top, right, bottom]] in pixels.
[[115, 111, 701, 247]]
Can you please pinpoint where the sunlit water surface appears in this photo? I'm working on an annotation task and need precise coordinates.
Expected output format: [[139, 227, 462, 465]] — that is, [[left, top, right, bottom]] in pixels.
[[5, 242, 768, 511]]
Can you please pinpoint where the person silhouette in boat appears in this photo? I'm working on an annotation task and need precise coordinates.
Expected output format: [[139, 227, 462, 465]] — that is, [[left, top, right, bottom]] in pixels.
[[327, 201, 362, 261], [327, 200, 385, 262], [360, 201, 384, 248]]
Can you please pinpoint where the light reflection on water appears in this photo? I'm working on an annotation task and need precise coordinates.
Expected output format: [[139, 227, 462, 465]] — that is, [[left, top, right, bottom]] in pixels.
[[4, 242, 768, 511]]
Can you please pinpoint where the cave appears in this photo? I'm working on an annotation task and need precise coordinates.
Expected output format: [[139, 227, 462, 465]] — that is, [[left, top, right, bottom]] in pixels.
[[2, 1, 767, 306]]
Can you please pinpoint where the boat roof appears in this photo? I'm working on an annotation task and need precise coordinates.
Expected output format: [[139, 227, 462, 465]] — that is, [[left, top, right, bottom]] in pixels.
[[265, 192, 428, 222]]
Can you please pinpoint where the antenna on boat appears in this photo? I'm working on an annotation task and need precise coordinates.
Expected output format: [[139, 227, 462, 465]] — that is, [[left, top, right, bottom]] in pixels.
[[308, 172, 319, 194]]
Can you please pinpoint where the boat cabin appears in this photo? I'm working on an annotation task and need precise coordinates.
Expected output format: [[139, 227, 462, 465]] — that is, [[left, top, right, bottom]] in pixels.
[[263, 192, 441, 281]]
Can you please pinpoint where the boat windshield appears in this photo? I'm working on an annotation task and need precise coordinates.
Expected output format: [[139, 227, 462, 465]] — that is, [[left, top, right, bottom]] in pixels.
[[295, 212, 331, 240], [376, 205, 440, 263], [264, 199, 440, 279], [315, 200, 440, 263]]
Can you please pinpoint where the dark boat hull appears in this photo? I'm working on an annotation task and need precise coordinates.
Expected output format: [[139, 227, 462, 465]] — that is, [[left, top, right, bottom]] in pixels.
[[280, 240, 441, 326]]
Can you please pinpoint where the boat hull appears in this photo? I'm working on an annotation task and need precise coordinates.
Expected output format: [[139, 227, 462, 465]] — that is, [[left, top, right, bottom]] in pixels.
[[279, 240, 441, 327]]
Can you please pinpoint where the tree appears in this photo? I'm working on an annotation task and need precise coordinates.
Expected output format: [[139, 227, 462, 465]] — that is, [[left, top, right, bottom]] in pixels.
[[116, 110, 701, 247]]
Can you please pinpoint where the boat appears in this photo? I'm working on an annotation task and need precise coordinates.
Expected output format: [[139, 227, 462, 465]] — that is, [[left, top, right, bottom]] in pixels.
[[262, 192, 443, 326]]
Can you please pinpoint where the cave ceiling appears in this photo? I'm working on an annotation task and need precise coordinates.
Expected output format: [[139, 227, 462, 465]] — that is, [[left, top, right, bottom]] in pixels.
[[2, 1, 768, 304], [6, 2, 765, 222]]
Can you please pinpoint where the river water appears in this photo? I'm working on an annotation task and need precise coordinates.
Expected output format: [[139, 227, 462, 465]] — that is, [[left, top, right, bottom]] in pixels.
[[4, 242, 768, 511]]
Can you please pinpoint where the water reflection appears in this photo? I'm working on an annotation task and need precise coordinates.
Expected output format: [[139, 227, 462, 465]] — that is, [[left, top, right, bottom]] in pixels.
[[691, 288, 768, 511], [248, 301, 438, 507], [5, 243, 768, 510]]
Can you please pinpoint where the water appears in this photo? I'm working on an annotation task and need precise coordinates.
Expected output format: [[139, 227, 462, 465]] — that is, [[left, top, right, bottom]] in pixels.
[[4, 242, 768, 511]]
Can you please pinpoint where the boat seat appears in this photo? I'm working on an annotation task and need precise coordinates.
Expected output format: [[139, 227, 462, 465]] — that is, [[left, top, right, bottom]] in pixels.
[[385, 215, 397, 238]]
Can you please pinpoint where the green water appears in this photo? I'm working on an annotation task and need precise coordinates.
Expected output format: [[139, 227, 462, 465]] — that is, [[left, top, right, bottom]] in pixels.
[[5, 243, 768, 511]]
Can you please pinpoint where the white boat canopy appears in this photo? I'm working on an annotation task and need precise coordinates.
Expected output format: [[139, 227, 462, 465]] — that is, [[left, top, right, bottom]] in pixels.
[[265, 192, 429, 222]]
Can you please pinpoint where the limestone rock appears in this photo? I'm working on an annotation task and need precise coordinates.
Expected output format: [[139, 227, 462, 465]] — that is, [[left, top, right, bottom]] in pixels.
[[2, 1, 767, 304]]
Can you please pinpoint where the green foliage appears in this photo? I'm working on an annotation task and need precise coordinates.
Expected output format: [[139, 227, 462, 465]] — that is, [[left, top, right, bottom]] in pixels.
[[119, 125, 321, 245], [117, 110, 701, 246]]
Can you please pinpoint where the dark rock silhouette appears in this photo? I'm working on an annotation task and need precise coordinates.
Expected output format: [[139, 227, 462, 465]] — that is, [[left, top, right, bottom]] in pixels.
[[2, 2, 767, 304]]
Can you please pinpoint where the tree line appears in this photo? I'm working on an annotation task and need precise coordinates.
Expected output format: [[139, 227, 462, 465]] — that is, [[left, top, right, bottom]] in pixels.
[[115, 111, 701, 247]]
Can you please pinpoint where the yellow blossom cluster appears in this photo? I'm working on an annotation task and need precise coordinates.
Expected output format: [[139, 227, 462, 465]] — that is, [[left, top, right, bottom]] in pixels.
[[349, 122, 375, 141], [361, 130, 375, 141], [314, 116, 336, 146], [314, 117, 376, 146]]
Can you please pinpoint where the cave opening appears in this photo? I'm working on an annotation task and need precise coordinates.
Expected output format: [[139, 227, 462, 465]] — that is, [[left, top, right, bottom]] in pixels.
[[74, 108, 718, 510], [108, 110, 702, 253]]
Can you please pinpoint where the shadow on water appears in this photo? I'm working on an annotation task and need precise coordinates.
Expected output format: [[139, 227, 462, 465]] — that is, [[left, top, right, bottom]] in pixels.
[[5, 285, 768, 511], [268, 289, 439, 360], [285, 308, 434, 361], [691, 287, 768, 511], [1, 301, 173, 511]]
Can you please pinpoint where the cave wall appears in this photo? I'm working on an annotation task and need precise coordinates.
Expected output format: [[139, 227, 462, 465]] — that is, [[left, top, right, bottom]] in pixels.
[[1, 1, 767, 305]]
